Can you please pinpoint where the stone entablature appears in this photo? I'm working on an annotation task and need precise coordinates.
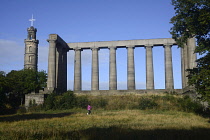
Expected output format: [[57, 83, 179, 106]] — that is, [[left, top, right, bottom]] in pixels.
[[67, 38, 177, 49]]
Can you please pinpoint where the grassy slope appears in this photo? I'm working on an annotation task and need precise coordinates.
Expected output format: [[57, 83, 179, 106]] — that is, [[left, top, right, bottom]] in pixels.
[[0, 109, 210, 140]]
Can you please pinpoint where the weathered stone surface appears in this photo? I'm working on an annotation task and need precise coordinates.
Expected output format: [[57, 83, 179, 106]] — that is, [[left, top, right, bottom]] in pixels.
[[74, 89, 183, 95], [91, 48, 99, 90], [127, 46, 135, 90], [74, 48, 82, 91], [145, 45, 154, 89], [109, 47, 117, 90], [67, 38, 177, 49], [25, 94, 48, 108], [164, 44, 174, 89], [46, 34, 69, 93], [24, 26, 39, 70]]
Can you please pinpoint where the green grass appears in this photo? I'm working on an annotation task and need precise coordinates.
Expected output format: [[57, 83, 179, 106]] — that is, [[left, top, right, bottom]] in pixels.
[[0, 109, 210, 140]]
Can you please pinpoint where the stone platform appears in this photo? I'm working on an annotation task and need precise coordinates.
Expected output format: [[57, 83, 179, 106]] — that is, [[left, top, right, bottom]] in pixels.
[[74, 89, 183, 96]]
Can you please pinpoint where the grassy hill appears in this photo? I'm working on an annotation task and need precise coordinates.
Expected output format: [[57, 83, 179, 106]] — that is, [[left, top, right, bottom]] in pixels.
[[0, 93, 210, 139]]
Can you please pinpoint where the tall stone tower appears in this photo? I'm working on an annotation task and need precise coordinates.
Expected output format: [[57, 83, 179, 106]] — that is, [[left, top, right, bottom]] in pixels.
[[24, 15, 39, 70]]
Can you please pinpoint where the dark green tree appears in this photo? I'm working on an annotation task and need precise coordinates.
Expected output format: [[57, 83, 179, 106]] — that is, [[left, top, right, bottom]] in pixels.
[[2, 69, 47, 107], [37, 70, 47, 90], [170, 0, 210, 103], [0, 71, 8, 109]]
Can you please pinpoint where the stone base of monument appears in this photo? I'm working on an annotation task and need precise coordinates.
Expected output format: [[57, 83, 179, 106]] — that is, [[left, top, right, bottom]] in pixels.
[[25, 93, 48, 109], [74, 89, 184, 96], [24, 87, 57, 109]]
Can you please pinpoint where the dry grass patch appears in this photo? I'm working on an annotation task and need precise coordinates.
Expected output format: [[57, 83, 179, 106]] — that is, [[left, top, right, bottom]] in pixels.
[[0, 110, 210, 139]]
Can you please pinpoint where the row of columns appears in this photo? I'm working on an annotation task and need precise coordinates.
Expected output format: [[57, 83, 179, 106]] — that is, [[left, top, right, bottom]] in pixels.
[[73, 44, 174, 91]]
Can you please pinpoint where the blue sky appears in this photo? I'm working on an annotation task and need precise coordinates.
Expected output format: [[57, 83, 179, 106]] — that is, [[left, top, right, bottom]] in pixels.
[[0, 0, 185, 90]]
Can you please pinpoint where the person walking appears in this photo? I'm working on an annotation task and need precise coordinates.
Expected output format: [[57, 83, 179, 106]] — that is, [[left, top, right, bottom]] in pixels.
[[87, 104, 92, 115]]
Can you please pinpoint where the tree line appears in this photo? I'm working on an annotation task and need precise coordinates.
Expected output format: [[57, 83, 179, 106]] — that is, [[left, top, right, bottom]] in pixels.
[[0, 69, 47, 112]]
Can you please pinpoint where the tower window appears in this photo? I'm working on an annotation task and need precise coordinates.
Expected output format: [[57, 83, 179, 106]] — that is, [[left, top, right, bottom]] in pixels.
[[29, 56, 32, 63], [29, 55, 34, 63], [29, 46, 32, 52]]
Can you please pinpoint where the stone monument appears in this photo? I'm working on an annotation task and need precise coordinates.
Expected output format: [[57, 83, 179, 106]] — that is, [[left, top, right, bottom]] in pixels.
[[24, 15, 39, 70], [24, 15, 47, 108]]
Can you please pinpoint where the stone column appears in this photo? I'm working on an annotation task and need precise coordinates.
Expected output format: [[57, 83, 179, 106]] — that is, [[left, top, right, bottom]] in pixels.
[[74, 48, 82, 91], [63, 48, 68, 92], [187, 37, 197, 69], [145, 45, 154, 89], [47, 39, 57, 91], [184, 43, 189, 87], [181, 47, 186, 88], [91, 48, 99, 90], [164, 44, 174, 90], [56, 46, 62, 91], [109, 47, 117, 90], [127, 46, 135, 90]]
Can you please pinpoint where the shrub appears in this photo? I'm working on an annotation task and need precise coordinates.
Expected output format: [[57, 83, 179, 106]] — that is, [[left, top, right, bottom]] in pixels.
[[27, 104, 44, 113], [44, 92, 56, 110], [178, 95, 203, 113], [44, 91, 77, 110], [105, 96, 130, 110], [17, 106, 27, 114], [59, 91, 77, 109], [90, 97, 108, 109], [76, 95, 89, 109], [138, 97, 158, 110]]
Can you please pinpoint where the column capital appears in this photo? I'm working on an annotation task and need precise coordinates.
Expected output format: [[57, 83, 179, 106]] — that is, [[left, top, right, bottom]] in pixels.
[[126, 45, 135, 49], [164, 43, 173, 47], [91, 47, 99, 51], [144, 44, 153, 48], [47, 39, 57, 43], [108, 46, 117, 49], [73, 47, 83, 51]]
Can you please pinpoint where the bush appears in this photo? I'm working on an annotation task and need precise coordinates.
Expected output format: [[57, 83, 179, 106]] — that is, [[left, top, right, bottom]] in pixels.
[[17, 106, 27, 114], [138, 97, 158, 110], [44, 92, 56, 110], [76, 95, 89, 109], [105, 96, 129, 110], [40, 92, 204, 114], [43, 91, 77, 110], [28, 104, 44, 113], [178, 95, 203, 113], [59, 91, 77, 109], [90, 97, 108, 109]]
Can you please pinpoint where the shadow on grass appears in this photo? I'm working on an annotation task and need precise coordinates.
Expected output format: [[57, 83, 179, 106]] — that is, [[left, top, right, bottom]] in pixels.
[[10, 127, 209, 140], [78, 127, 210, 140], [0, 112, 73, 122]]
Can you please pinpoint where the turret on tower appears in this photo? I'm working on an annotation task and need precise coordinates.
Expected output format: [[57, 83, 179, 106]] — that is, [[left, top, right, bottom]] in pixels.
[[24, 15, 39, 70]]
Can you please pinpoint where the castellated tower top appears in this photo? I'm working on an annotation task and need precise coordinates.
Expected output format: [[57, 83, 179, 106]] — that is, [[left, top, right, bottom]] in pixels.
[[27, 26, 37, 40]]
